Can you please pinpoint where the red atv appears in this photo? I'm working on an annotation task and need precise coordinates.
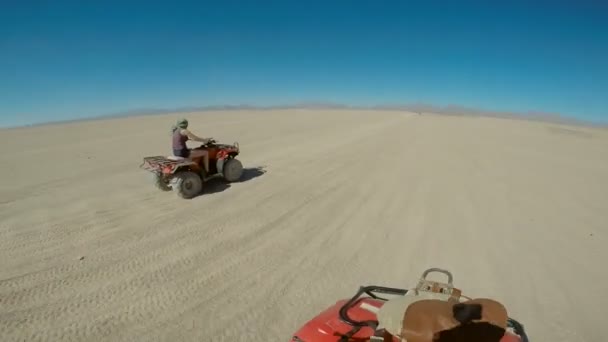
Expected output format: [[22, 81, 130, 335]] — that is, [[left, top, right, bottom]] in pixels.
[[139, 139, 243, 198], [289, 268, 529, 342]]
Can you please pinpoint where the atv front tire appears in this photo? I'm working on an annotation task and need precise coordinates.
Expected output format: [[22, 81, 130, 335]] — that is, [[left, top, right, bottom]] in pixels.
[[222, 158, 243, 182], [151, 172, 172, 191], [172, 171, 203, 199]]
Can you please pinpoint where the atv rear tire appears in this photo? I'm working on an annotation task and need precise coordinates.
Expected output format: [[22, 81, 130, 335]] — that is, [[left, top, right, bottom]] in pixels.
[[151, 172, 171, 191], [172, 171, 203, 199], [222, 158, 243, 182]]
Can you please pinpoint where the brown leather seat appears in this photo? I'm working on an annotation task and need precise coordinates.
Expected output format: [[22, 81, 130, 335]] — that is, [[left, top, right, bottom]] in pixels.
[[400, 298, 508, 342], [376, 268, 510, 342]]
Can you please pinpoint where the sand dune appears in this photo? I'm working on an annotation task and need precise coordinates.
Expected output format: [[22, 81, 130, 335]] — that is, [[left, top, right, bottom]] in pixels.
[[1, 109, 607, 342]]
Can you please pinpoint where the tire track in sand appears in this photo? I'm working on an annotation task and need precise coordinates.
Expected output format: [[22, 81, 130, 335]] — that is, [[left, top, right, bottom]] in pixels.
[[2, 111, 606, 342]]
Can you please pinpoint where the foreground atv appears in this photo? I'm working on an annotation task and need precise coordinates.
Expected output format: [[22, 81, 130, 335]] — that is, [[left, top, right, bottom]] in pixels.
[[139, 139, 243, 199], [290, 268, 529, 342]]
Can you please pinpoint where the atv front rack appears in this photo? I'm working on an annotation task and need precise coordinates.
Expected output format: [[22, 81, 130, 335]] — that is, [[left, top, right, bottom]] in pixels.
[[337, 285, 529, 342]]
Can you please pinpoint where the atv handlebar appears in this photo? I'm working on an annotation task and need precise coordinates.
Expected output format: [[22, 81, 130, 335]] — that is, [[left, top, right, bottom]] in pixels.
[[199, 138, 216, 147]]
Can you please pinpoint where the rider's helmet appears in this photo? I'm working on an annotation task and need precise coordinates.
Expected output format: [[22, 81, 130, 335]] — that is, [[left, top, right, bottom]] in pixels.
[[177, 118, 189, 129]]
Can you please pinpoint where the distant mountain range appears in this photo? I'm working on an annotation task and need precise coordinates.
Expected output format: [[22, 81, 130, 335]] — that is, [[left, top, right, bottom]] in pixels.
[[363, 103, 604, 127], [104, 102, 606, 128], [7, 102, 607, 129]]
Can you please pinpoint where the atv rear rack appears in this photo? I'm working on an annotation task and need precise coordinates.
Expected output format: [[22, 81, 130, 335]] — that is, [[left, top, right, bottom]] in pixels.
[[139, 156, 195, 174]]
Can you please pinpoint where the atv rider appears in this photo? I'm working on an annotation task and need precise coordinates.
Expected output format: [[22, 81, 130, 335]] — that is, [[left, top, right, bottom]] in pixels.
[[171, 118, 212, 174]]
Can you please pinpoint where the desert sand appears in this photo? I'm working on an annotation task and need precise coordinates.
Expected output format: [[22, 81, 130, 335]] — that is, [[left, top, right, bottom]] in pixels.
[[0, 109, 607, 342]]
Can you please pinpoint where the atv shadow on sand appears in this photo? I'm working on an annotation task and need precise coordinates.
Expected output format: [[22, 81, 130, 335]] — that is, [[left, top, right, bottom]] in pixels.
[[199, 166, 267, 196]]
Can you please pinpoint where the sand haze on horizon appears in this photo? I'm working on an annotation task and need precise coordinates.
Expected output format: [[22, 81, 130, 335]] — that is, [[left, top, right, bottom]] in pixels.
[[0, 109, 607, 342]]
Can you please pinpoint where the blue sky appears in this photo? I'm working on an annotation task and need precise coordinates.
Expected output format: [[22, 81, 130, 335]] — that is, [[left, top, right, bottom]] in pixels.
[[1, 0, 607, 127]]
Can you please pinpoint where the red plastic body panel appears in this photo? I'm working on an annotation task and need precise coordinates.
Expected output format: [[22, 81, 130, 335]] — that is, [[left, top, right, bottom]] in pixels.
[[290, 298, 523, 342], [192, 143, 239, 160], [292, 298, 382, 341]]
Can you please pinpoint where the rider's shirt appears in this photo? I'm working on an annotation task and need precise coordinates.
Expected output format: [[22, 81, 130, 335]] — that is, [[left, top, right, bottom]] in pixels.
[[172, 129, 189, 150]]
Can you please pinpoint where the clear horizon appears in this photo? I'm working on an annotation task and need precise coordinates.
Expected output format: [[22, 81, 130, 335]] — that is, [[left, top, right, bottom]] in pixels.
[[1, 1, 607, 127]]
